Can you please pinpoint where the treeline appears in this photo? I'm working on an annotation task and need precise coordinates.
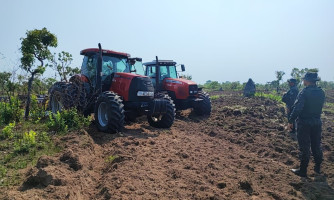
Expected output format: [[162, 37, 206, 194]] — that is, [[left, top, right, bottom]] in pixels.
[[200, 68, 334, 92]]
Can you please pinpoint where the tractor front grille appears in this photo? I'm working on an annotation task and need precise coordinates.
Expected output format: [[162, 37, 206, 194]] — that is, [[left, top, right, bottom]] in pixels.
[[189, 85, 198, 95]]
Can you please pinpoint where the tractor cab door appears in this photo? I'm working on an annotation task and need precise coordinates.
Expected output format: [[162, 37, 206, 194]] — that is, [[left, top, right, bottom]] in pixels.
[[81, 54, 97, 87], [101, 55, 129, 91], [146, 65, 157, 88]]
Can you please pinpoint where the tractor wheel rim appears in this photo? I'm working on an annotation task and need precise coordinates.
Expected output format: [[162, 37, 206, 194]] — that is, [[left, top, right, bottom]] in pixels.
[[51, 94, 62, 113], [151, 115, 162, 122], [98, 102, 108, 127]]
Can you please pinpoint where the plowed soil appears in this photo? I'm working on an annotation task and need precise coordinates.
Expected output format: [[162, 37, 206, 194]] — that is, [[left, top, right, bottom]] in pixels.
[[1, 91, 334, 200]]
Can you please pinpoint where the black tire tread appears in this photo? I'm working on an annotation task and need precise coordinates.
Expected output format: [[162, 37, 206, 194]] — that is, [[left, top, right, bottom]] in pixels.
[[48, 82, 73, 112], [94, 91, 125, 133], [194, 91, 212, 116], [147, 93, 175, 128]]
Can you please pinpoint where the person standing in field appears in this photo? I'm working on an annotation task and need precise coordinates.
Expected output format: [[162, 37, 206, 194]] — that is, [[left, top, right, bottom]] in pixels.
[[282, 78, 299, 137], [288, 72, 325, 177]]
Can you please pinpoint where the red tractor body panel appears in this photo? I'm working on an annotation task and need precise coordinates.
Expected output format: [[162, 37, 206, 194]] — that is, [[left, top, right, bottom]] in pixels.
[[110, 72, 143, 101], [163, 78, 197, 100]]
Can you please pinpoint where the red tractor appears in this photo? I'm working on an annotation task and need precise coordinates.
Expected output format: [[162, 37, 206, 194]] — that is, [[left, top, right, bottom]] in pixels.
[[143, 57, 211, 116], [48, 44, 175, 133]]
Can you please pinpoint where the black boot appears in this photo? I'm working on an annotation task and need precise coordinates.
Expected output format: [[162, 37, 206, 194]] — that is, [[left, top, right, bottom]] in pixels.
[[314, 164, 321, 174], [291, 167, 307, 177]]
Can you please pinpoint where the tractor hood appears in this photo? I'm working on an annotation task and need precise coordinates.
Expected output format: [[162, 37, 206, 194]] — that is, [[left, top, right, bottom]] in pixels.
[[164, 78, 197, 86]]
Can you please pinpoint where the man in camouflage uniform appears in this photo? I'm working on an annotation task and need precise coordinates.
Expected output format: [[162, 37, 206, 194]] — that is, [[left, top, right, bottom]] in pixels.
[[288, 72, 325, 177], [282, 78, 299, 136]]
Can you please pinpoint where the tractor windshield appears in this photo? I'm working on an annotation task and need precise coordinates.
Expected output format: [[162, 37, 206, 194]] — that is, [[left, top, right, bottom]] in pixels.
[[102, 55, 129, 75], [145, 64, 178, 87], [130, 61, 145, 76], [148, 65, 178, 80], [168, 65, 178, 79], [160, 65, 178, 79]]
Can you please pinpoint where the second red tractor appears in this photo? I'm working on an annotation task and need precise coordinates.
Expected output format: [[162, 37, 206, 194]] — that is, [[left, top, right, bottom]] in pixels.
[[143, 57, 211, 116]]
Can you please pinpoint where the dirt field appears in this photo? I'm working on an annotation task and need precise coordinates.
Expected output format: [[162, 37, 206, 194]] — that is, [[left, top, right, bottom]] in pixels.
[[1, 91, 334, 200]]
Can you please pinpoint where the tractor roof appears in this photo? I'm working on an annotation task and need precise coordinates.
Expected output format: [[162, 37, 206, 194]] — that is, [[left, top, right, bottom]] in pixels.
[[143, 60, 176, 66], [80, 48, 130, 57]]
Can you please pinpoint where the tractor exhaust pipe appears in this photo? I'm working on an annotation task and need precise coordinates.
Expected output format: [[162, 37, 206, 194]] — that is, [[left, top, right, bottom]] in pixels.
[[96, 43, 103, 93], [155, 56, 160, 92]]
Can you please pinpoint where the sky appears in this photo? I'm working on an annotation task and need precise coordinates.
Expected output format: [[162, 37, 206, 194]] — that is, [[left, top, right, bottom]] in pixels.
[[0, 0, 333, 84]]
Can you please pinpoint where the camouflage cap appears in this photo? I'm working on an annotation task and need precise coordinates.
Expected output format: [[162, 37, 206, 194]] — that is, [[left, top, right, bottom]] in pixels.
[[287, 78, 297, 83], [302, 72, 320, 82]]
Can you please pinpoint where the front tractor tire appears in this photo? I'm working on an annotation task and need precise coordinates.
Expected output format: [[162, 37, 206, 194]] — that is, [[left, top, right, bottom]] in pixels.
[[49, 82, 71, 113], [95, 92, 125, 133], [147, 94, 175, 128], [194, 91, 212, 116]]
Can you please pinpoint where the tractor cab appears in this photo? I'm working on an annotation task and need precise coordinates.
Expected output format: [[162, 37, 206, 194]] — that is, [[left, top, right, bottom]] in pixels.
[[143, 60, 199, 100], [143, 60, 180, 89], [80, 48, 132, 90], [143, 58, 211, 115]]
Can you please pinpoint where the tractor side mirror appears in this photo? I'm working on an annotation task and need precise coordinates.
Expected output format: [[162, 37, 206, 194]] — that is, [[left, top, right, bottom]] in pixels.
[[181, 64, 185, 72]]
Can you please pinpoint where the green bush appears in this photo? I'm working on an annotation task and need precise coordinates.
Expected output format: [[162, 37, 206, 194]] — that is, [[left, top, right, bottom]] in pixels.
[[30, 94, 46, 123], [47, 108, 91, 133], [47, 111, 68, 132], [0, 122, 15, 139], [105, 155, 118, 163], [14, 130, 37, 153], [255, 92, 282, 103], [0, 96, 24, 126], [0, 165, 7, 179], [37, 131, 50, 143], [211, 95, 222, 100]]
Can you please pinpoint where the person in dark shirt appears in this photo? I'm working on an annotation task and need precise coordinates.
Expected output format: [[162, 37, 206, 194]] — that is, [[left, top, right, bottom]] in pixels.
[[282, 78, 299, 136], [288, 72, 325, 177]]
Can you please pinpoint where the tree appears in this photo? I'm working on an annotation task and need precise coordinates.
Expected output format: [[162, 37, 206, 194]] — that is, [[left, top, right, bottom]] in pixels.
[[52, 51, 79, 82], [17, 74, 28, 95], [290, 68, 319, 86], [275, 71, 285, 92], [44, 77, 57, 90], [204, 81, 221, 91], [20, 27, 57, 120], [180, 74, 192, 80], [0, 72, 12, 99]]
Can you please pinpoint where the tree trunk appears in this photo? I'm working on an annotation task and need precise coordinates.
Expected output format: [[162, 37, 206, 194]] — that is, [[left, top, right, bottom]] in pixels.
[[24, 73, 35, 120]]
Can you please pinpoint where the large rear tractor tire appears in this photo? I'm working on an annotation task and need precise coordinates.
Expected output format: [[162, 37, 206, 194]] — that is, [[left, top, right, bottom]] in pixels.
[[66, 82, 89, 113], [147, 94, 175, 128], [94, 92, 125, 133], [49, 82, 72, 113], [194, 91, 211, 116]]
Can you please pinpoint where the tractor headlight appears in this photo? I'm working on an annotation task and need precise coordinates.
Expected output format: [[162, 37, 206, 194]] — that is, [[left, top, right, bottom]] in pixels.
[[137, 91, 154, 97]]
